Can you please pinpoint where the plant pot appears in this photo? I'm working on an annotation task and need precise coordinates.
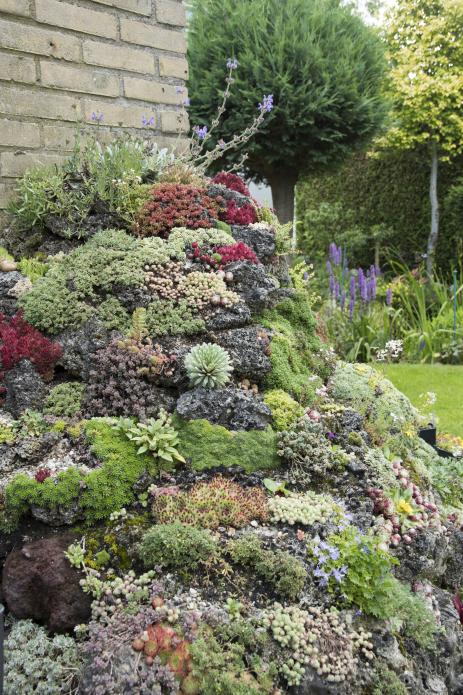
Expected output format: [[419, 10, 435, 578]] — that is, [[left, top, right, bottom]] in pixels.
[[434, 446, 455, 459], [418, 424, 436, 446]]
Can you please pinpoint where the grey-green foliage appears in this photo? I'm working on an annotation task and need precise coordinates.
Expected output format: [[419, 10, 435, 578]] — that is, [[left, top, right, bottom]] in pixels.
[[5, 620, 82, 695], [140, 522, 218, 574], [146, 298, 205, 337], [278, 417, 336, 482], [44, 382, 86, 418], [185, 342, 233, 388]]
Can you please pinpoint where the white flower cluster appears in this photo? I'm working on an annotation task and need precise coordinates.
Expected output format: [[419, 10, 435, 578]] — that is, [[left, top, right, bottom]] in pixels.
[[375, 339, 403, 363]]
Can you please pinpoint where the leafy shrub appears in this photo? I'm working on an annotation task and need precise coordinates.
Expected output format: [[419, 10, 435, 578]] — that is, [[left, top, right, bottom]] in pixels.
[[185, 342, 233, 388], [5, 620, 82, 695], [172, 415, 280, 473], [152, 476, 268, 528], [134, 183, 221, 239], [227, 534, 307, 600], [212, 171, 251, 196], [112, 409, 185, 464], [0, 311, 62, 386], [140, 522, 218, 574], [264, 389, 304, 430], [44, 382, 85, 418]]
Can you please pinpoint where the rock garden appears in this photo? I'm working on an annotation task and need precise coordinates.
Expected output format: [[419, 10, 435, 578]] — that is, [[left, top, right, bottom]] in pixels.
[[0, 140, 463, 695]]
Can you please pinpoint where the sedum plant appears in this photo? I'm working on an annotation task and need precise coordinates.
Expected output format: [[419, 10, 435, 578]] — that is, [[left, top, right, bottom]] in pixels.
[[112, 409, 185, 465], [185, 342, 233, 389]]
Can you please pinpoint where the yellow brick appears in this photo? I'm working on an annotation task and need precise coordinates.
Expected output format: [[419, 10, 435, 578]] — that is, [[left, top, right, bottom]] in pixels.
[[0, 53, 37, 84], [90, 0, 151, 15], [120, 19, 186, 53], [0, 85, 80, 122], [0, 182, 16, 210], [0, 119, 41, 148], [40, 61, 119, 97], [82, 100, 157, 128], [160, 110, 189, 133], [35, 0, 118, 39], [0, 0, 30, 16], [156, 0, 186, 27], [124, 77, 183, 105], [159, 55, 188, 79], [83, 40, 155, 75], [0, 18, 81, 61], [41, 124, 79, 150], [0, 151, 67, 177]]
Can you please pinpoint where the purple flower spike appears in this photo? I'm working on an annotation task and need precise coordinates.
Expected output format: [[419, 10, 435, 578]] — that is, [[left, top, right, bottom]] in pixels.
[[193, 125, 208, 140], [340, 289, 346, 311], [326, 259, 333, 276], [358, 268, 367, 302], [349, 297, 355, 321], [386, 287, 393, 306], [258, 94, 274, 113]]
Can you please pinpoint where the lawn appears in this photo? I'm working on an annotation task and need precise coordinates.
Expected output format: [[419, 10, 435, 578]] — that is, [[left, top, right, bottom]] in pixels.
[[382, 364, 463, 437]]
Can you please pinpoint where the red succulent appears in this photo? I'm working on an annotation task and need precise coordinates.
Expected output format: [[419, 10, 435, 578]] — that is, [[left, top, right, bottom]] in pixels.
[[222, 199, 257, 225], [212, 171, 250, 197]]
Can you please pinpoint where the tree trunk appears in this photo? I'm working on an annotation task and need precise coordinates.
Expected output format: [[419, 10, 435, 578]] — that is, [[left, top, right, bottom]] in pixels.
[[426, 141, 439, 277], [268, 171, 298, 225]]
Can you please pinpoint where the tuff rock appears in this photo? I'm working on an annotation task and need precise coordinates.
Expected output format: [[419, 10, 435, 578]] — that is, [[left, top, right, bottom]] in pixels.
[[176, 386, 272, 430]]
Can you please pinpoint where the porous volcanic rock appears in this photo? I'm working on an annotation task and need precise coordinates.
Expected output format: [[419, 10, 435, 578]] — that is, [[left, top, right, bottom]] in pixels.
[[0, 270, 24, 315], [226, 260, 279, 311], [176, 386, 272, 430], [231, 224, 276, 263], [2, 534, 92, 633], [57, 316, 113, 378], [204, 302, 251, 331], [3, 359, 48, 417], [212, 325, 272, 382]]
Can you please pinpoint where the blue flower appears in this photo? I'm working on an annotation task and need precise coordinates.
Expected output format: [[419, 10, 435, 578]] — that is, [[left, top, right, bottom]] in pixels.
[[193, 125, 208, 140], [331, 566, 347, 583], [329, 547, 340, 561], [226, 58, 239, 70], [91, 111, 104, 123], [317, 554, 328, 565], [142, 115, 155, 127], [319, 541, 331, 551], [258, 94, 274, 113], [175, 86, 184, 94]]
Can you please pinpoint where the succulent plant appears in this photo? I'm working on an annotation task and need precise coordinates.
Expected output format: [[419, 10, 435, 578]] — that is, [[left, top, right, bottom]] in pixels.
[[185, 342, 233, 389]]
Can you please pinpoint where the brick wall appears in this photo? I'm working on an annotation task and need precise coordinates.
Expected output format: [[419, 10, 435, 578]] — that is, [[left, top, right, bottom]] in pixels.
[[0, 0, 189, 209]]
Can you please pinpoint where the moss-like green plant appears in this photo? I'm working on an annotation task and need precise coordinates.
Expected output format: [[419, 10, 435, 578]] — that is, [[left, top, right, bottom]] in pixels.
[[0, 423, 15, 444], [4, 418, 162, 525], [17, 257, 49, 283], [44, 382, 85, 418], [258, 293, 321, 403], [97, 297, 130, 331], [172, 415, 280, 473], [112, 409, 185, 464], [227, 534, 307, 600], [146, 298, 205, 337], [371, 662, 407, 695], [185, 342, 233, 389], [140, 522, 218, 575], [263, 389, 304, 430]]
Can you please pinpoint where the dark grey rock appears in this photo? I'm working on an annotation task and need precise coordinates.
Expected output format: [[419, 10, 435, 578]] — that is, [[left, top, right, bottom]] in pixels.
[[0, 270, 25, 315], [206, 183, 249, 206], [57, 316, 112, 378], [231, 224, 276, 263], [394, 528, 448, 583], [31, 500, 84, 526], [3, 359, 48, 417], [176, 386, 272, 430], [443, 528, 463, 588], [204, 302, 251, 331], [225, 260, 279, 311], [212, 325, 272, 382], [15, 431, 62, 463], [114, 284, 153, 313]]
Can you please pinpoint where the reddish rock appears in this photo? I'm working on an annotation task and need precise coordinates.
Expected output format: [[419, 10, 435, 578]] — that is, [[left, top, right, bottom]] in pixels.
[[2, 533, 91, 633]]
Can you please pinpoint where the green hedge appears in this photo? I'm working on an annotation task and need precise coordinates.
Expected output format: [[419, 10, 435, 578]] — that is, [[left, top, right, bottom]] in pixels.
[[296, 145, 463, 271]]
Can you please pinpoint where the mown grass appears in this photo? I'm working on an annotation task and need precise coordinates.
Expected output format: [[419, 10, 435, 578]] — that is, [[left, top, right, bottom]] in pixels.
[[382, 364, 463, 437]]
